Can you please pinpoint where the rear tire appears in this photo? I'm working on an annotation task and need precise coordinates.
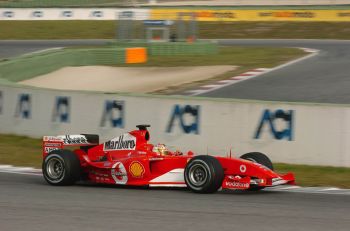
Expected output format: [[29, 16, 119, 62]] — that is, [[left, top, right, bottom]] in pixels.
[[240, 152, 274, 191], [185, 155, 224, 194], [42, 149, 81, 186]]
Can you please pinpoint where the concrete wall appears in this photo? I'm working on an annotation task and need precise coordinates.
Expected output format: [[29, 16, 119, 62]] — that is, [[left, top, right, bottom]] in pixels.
[[1, 83, 349, 167]]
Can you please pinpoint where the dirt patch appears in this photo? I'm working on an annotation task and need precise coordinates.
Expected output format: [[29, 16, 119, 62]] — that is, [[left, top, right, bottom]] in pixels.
[[20, 65, 236, 93]]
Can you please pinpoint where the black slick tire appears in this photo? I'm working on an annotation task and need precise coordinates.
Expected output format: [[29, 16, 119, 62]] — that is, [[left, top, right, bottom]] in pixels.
[[42, 149, 81, 186], [184, 155, 224, 194]]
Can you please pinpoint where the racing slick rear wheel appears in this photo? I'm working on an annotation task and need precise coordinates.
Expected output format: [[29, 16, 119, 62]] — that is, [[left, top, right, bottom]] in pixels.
[[42, 149, 81, 186], [185, 155, 224, 194], [240, 152, 274, 191]]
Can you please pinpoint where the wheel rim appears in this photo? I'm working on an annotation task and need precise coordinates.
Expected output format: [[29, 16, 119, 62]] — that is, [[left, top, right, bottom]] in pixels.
[[46, 157, 65, 181], [189, 163, 208, 187]]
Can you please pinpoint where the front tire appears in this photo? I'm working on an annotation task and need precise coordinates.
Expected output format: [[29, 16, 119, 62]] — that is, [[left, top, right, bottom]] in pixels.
[[42, 149, 81, 186], [240, 152, 274, 191], [185, 155, 224, 193]]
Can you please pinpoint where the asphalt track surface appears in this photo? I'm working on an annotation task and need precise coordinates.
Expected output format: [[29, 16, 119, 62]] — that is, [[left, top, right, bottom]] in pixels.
[[200, 39, 350, 104], [0, 172, 350, 231], [2, 39, 350, 104]]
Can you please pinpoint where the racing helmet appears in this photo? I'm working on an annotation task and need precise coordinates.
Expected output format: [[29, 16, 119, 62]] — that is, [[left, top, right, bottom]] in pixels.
[[152, 144, 169, 156]]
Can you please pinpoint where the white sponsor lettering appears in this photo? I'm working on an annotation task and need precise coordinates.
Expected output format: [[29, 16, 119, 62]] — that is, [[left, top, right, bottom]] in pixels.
[[43, 136, 63, 142], [44, 147, 59, 153], [60, 135, 88, 145], [103, 133, 136, 151], [43, 135, 90, 145], [225, 181, 249, 189]]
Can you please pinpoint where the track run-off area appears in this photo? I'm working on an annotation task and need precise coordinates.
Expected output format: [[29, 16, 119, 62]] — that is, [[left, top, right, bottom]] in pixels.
[[1, 39, 350, 230], [2, 39, 350, 104]]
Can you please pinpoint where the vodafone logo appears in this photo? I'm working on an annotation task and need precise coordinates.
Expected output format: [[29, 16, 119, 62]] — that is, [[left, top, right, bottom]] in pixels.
[[111, 162, 128, 184], [225, 181, 249, 189], [239, 165, 247, 173]]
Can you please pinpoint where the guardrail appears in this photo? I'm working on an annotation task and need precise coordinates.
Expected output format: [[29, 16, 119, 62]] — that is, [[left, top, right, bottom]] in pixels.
[[0, 48, 126, 82]]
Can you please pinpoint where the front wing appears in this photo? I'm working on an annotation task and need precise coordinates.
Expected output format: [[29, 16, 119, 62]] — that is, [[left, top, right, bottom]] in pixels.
[[222, 173, 295, 190]]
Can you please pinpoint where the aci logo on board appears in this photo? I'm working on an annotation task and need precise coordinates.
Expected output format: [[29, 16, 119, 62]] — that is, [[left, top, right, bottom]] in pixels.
[[15, 94, 31, 119], [119, 11, 134, 19], [32, 11, 43, 18], [100, 100, 124, 128], [3, 11, 14, 18], [254, 109, 294, 141], [166, 105, 200, 134], [91, 11, 103, 18], [52, 97, 70, 123], [61, 11, 73, 18]]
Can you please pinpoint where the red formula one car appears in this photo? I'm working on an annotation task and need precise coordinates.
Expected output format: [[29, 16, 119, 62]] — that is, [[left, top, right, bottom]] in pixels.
[[42, 125, 295, 193]]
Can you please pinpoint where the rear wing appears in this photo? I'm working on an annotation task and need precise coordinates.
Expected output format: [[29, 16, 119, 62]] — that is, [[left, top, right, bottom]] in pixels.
[[43, 134, 99, 157]]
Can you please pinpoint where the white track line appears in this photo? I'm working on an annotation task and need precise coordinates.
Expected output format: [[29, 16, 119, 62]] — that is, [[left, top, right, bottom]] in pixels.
[[0, 170, 42, 176], [0, 165, 13, 169], [267, 186, 350, 195], [0, 165, 41, 174], [20, 47, 63, 58], [188, 47, 320, 96], [318, 187, 340, 191]]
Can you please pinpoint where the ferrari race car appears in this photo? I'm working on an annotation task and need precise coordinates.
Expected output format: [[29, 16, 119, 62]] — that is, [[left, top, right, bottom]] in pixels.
[[42, 125, 295, 193]]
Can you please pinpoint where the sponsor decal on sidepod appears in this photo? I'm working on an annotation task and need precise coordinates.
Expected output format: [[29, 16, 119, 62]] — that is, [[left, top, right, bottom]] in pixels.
[[104, 134, 136, 151], [111, 162, 128, 184], [129, 161, 145, 178]]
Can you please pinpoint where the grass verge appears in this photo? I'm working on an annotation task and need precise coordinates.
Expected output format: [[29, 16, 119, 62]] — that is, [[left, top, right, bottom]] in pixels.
[[122, 46, 305, 68], [0, 134, 42, 168], [1, 134, 349, 188], [275, 163, 350, 188], [129, 46, 305, 94], [2, 21, 350, 39]]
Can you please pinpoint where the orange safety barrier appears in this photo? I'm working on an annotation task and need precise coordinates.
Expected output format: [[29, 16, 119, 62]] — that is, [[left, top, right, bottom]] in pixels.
[[125, 47, 147, 64]]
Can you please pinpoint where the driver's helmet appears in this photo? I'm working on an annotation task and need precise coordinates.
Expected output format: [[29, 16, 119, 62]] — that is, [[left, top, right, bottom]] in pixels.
[[152, 144, 169, 156]]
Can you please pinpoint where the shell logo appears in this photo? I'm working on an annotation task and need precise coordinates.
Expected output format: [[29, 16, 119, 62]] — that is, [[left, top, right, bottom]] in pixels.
[[129, 161, 145, 178]]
